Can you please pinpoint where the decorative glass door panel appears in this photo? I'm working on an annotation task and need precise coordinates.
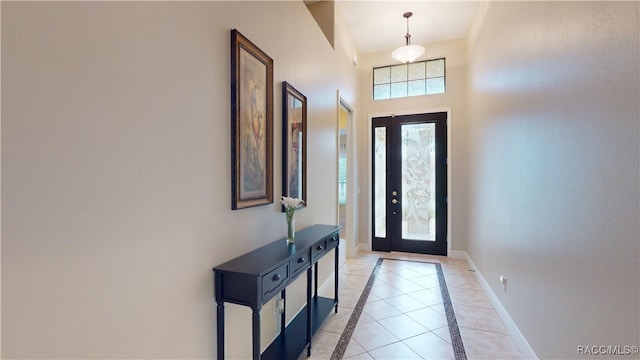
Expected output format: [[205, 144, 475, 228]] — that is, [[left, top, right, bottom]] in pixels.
[[372, 113, 447, 255], [401, 123, 435, 241], [374, 127, 387, 238]]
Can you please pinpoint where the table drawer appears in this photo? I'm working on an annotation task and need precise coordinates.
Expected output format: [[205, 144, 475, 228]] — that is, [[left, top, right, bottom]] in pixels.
[[326, 231, 339, 250], [261, 263, 289, 301], [290, 252, 310, 277], [312, 240, 328, 262]]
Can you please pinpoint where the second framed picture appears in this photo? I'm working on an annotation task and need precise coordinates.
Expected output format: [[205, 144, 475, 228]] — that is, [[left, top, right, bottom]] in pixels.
[[282, 82, 307, 210]]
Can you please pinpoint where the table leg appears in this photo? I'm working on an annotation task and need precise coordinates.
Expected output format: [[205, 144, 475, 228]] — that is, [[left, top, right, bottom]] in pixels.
[[314, 262, 318, 297], [306, 267, 312, 356], [252, 308, 260, 360], [280, 289, 286, 335], [335, 245, 339, 313], [216, 301, 225, 360]]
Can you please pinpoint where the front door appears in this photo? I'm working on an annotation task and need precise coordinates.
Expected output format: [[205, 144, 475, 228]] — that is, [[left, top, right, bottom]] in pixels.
[[372, 112, 447, 255]]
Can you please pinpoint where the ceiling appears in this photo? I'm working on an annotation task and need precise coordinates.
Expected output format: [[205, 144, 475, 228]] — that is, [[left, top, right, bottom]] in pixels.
[[336, 1, 478, 55]]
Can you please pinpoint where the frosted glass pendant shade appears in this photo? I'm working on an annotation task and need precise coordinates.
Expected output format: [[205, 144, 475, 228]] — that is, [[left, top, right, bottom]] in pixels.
[[391, 11, 426, 63], [391, 44, 426, 63]]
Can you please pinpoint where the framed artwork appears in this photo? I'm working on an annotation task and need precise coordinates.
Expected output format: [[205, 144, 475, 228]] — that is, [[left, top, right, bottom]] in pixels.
[[231, 29, 274, 210], [282, 82, 307, 211]]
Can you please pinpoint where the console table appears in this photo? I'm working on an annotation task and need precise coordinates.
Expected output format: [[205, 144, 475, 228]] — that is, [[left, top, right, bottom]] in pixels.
[[213, 224, 340, 360]]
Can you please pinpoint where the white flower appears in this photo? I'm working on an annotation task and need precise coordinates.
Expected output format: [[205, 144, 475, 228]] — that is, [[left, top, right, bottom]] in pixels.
[[281, 196, 304, 210], [281, 196, 304, 222]]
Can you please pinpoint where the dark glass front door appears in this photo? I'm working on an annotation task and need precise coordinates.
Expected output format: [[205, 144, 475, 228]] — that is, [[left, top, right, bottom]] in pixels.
[[372, 112, 447, 255]]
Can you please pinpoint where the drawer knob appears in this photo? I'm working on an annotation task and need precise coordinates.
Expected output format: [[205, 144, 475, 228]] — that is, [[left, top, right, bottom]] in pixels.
[[297, 257, 305, 264], [317, 245, 324, 251], [331, 237, 337, 242], [272, 274, 281, 282]]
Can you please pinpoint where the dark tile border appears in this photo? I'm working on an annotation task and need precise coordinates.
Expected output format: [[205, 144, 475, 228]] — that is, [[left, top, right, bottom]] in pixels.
[[432, 260, 467, 360], [329, 258, 467, 360], [330, 258, 383, 360]]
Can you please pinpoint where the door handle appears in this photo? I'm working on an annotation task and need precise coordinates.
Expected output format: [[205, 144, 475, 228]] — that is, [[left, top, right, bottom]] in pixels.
[[392, 199, 400, 204]]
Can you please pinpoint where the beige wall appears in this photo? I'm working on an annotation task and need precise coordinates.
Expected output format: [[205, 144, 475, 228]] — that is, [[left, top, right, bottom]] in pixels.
[[466, 1, 639, 358], [1, 1, 357, 358], [355, 38, 470, 252], [4, 1, 640, 359]]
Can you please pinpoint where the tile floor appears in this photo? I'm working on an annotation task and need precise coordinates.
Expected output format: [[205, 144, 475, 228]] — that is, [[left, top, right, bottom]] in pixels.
[[299, 246, 524, 360]]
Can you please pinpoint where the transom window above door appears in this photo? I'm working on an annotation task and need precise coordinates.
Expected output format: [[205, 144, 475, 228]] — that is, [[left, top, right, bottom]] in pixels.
[[373, 58, 445, 100]]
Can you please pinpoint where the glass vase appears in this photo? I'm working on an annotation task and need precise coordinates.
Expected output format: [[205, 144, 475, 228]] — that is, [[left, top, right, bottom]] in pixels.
[[287, 218, 295, 244]]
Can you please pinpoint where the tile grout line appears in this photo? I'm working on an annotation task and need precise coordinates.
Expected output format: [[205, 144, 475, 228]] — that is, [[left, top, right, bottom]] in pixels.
[[329, 257, 467, 360]]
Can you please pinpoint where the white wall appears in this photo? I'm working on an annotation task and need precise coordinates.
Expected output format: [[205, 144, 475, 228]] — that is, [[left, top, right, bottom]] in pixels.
[[1, 1, 357, 358], [356, 38, 470, 252], [466, 2, 639, 358]]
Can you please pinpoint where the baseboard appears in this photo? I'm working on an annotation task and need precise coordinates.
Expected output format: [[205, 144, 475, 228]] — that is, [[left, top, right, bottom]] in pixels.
[[356, 242, 371, 252], [457, 251, 538, 359], [448, 250, 467, 259]]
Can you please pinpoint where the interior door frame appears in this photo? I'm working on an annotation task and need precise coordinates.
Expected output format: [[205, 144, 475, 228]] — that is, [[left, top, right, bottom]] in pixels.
[[367, 108, 452, 256], [337, 92, 358, 258]]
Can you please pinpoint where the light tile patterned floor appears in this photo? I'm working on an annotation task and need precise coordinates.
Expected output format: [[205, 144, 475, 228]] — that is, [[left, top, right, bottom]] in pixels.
[[300, 246, 524, 360]]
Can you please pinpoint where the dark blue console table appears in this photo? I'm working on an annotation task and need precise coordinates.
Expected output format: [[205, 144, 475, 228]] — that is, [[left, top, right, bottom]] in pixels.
[[213, 224, 340, 359]]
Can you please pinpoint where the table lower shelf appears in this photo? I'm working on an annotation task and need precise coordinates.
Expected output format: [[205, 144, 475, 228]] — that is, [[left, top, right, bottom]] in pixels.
[[262, 296, 337, 360]]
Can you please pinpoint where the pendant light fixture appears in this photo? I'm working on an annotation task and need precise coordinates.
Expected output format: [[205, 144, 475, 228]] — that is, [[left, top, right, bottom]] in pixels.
[[391, 12, 425, 63]]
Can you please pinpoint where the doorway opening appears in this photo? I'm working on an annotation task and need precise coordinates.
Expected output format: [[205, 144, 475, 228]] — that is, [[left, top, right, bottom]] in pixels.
[[338, 107, 348, 240], [337, 95, 357, 258]]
